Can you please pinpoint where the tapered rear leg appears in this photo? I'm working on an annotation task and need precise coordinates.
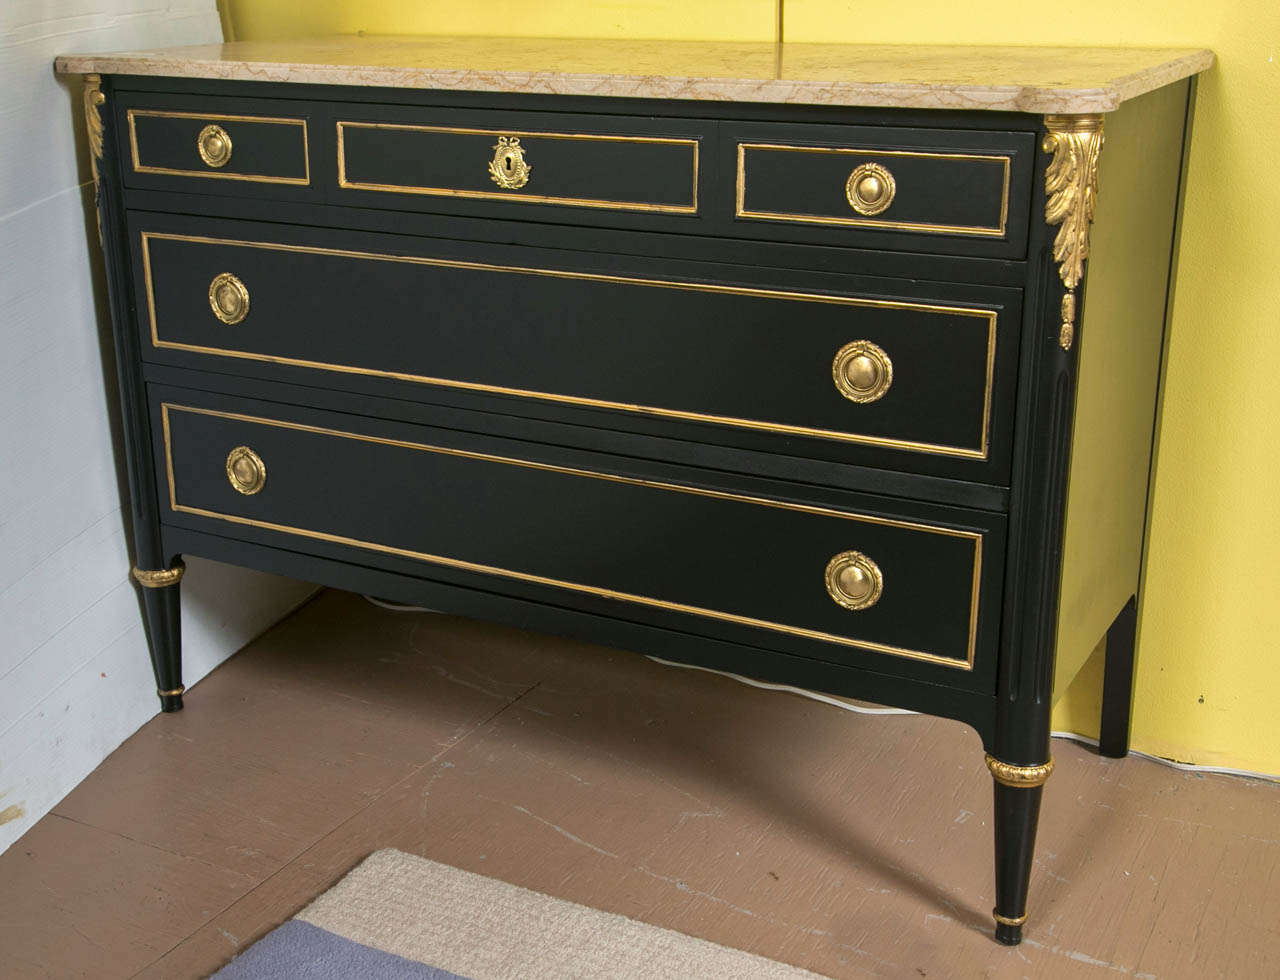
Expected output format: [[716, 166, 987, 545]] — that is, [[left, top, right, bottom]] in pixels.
[[1098, 596, 1138, 758]]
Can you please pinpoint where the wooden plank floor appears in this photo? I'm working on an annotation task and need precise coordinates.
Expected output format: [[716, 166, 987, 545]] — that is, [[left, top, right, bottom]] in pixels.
[[2, 590, 1276, 979]]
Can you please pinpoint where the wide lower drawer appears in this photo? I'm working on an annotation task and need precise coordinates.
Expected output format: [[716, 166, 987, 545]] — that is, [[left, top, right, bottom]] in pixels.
[[153, 389, 1004, 686], [133, 215, 1021, 480]]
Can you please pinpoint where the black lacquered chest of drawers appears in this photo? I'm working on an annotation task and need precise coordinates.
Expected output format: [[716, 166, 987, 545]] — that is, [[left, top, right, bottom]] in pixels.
[[57, 36, 1212, 945]]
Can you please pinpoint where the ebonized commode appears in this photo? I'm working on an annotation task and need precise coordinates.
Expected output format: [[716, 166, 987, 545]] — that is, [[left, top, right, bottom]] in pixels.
[[56, 37, 1212, 945]]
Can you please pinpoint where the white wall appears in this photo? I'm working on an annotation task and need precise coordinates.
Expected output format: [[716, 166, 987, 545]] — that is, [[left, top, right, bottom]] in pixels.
[[0, 1, 316, 853]]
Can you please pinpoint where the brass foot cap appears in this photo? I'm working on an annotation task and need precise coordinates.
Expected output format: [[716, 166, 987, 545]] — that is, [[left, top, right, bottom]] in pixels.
[[132, 563, 185, 588], [993, 908, 1028, 927], [985, 754, 1054, 788]]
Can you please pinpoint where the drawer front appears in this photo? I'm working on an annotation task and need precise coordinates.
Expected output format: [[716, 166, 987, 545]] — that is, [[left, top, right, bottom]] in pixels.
[[134, 217, 1020, 480], [334, 104, 703, 222], [725, 123, 1035, 257], [156, 393, 1002, 682], [127, 110, 308, 185], [338, 121, 697, 214]]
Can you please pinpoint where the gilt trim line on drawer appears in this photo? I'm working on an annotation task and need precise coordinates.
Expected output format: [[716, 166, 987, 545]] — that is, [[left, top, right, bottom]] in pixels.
[[141, 232, 997, 460], [336, 121, 699, 214], [735, 143, 1012, 237], [127, 109, 311, 185], [161, 403, 982, 670]]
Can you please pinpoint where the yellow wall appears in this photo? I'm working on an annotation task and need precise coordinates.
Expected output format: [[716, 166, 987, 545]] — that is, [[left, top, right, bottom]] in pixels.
[[218, 1, 1280, 775], [218, 1, 779, 43], [782, 0, 1280, 776]]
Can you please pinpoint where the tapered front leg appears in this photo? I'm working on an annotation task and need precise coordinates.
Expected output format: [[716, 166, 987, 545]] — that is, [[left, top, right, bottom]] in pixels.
[[981, 114, 1102, 946], [85, 76, 186, 712], [133, 563, 185, 711], [986, 754, 1054, 945]]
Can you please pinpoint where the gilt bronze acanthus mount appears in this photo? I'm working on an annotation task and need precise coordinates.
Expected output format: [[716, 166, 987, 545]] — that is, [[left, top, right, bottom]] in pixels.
[[1043, 114, 1104, 352]]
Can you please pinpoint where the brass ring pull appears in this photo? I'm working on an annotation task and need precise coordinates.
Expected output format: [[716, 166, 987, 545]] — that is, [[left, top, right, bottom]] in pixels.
[[208, 272, 249, 325], [825, 551, 883, 611], [845, 162, 896, 216], [488, 136, 531, 190], [832, 340, 893, 403], [226, 446, 266, 495], [197, 124, 233, 168]]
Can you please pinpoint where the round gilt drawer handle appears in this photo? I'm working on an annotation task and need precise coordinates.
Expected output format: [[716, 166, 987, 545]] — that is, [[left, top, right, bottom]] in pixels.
[[226, 445, 266, 496], [488, 135, 531, 190], [832, 340, 893, 404], [197, 123, 233, 168], [825, 551, 883, 611], [208, 272, 249, 325], [845, 162, 896, 216]]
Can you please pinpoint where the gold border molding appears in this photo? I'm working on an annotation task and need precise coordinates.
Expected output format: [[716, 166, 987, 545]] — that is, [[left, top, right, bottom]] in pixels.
[[985, 754, 1054, 788], [162, 402, 985, 671], [127, 109, 311, 185], [337, 120, 698, 214], [157, 686, 186, 697], [141, 231, 998, 461], [737, 142, 1012, 237], [132, 563, 185, 588], [1043, 114, 1104, 351]]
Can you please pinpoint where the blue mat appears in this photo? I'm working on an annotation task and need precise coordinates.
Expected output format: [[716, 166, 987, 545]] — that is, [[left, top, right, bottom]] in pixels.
[[210, 920, 469, 980]]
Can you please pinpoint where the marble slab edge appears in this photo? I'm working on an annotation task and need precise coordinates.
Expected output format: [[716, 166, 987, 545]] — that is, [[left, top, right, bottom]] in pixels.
[[53, 49, 1214, 115]]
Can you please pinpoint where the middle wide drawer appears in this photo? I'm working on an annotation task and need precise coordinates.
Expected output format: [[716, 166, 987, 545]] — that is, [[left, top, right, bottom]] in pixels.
[[154, 388, 1004, 688], [132, 215, 1021, 482]]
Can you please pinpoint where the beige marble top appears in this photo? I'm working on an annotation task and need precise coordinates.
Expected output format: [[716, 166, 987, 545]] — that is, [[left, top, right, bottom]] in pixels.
[[54, 36, 1213, 114]]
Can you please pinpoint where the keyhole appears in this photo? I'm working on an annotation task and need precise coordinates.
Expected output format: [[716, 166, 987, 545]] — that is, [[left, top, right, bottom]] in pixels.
[[505, 155, 514, 172]]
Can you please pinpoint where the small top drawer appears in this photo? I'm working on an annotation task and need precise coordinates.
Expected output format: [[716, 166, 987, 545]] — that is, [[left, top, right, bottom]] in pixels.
[[332, 104, 705, 227], [725, 123, 1036, 258], [118, 94, 313, 194]]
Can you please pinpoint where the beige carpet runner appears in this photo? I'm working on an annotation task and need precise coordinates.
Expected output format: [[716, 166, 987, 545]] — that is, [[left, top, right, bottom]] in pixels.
[[210, 848, 832, 979]]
